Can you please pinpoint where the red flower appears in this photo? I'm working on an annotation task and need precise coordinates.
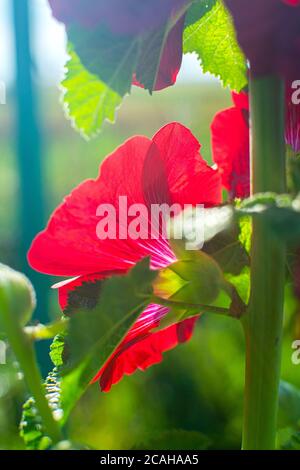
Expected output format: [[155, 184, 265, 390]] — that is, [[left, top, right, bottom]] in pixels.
[[28, 123, 222, 391], [224, 0, 300, 79], [48, 0, 190, 91], [211, 84, 300, 199]]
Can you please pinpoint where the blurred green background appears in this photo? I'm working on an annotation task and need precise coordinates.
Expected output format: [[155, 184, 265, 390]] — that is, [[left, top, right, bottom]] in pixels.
[[1, 0, 300, 452]]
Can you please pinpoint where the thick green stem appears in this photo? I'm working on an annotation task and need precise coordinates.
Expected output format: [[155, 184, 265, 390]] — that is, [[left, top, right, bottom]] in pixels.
[[242, 77, 286, 450], [0, 292, 63, 444]]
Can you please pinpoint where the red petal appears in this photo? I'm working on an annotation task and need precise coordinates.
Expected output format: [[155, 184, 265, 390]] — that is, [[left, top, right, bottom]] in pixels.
[[153, 123, 222, 206], [56, 275, 199, 391], [93, 313, 199, 392], [211, 97, 250, 199]]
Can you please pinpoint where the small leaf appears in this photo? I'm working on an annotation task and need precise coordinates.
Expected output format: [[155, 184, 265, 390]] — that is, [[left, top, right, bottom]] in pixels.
[[183, 0, 247, 91], [20, 369, 62, 450], [238, 193, 300, 243], [50, 334, 65, 368], [62, 47, 122, 138]]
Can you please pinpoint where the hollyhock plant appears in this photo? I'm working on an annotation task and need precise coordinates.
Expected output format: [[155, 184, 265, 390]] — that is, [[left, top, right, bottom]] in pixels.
[[211, 85, 300, 199], [49, 0, 192, 91], [28, 122, 222, 391], [224, 0, 300, 79]]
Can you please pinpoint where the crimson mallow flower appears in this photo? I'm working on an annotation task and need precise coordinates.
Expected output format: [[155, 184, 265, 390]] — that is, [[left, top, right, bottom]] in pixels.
[[49, 0, 191, 91], [211, 85, 300, 199], [28, 123, 222, 391], [224, 0, 300, 79]]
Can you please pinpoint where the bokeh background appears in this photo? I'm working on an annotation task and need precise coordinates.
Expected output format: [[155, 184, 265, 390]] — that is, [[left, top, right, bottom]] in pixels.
[[0, 0, 299, 451]]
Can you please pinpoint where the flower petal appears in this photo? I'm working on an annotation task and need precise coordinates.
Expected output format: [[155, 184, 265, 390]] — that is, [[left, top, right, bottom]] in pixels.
[[211, 95, 250, 199], [92, 312, 199, 392], [153, 123, 222, 206]]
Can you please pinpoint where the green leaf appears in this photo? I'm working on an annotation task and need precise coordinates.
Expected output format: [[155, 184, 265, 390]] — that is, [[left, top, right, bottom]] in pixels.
[[20, 369, 62, 450], [226, 267, 250, 306], [185, 0, 217, 27], [68, 26, 139, 96], [183, 0, 247, 91], [281, 431, 300, 450], [238, 193, 300, 243], [50, 334, 65, 368], [133, 429, 211, 450], [62, 48, 122, 138], [170, 206, 249, 275], [60, 258, 156, 420]]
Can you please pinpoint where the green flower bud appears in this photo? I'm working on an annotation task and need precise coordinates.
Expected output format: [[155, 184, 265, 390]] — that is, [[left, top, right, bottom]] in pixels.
[[154, 251, 225, 306], [0, 264, 36, 331]]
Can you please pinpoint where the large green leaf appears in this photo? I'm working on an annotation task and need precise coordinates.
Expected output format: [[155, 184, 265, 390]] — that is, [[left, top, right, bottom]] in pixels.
[[183, 0, 247, 91], [62, 48, 122, 138], [68, 26, 139, 97], [60, 258, 156, 420]]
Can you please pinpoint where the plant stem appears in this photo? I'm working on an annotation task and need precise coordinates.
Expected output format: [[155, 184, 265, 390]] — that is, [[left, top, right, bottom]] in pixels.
[[0, 292, 63, 444], [242, 76, 286, 450]]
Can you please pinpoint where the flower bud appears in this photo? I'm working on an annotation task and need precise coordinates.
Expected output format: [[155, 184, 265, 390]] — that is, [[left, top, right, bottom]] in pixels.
[[0, 264, 36, 331], [154, 251, 225, 306]]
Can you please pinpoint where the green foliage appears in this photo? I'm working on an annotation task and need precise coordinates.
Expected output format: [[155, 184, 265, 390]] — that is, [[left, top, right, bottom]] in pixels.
[[62, 48, 123, 138], [24, 318, 68, 341], [20, 369, 61, 450], [281, 431, 300, 450], [185, 0, 217, 27], [50, 334, 65, 368], [278, 381, 300, 429], [59, 259, 156, 420], [134, 429, 211, 450], [239, 193, 300, 243], [183, 0, 247, 90], [68, 26, 139, 97]]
